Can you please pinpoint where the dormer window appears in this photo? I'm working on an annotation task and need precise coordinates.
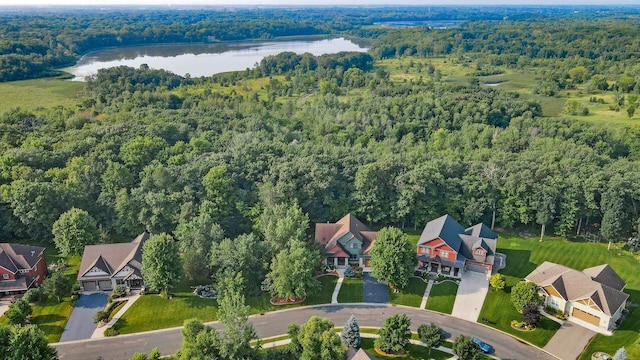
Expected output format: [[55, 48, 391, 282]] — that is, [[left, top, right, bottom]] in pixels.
[[475, 249, 484, 255], [350, 243, 358, 249]]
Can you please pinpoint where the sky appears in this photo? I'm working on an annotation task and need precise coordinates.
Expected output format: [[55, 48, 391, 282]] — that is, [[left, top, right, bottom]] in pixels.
[[1, 0, 638, 6]]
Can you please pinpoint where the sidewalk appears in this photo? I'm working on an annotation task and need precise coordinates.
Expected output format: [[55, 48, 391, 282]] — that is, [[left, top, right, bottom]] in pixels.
[[91, 294, 141, 338], [331, 269, 345, 304], [420, 279, 434, 309]]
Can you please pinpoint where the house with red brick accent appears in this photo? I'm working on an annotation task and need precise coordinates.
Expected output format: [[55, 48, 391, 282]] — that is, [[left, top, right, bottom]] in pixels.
[[0, 243, 47, 296], [315, 214, 377, 268], [416, 214, 498, 277], [77, 232, 150, 292]]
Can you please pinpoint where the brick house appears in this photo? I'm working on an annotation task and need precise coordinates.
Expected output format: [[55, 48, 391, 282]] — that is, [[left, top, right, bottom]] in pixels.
[[0, 243, 47, 296]]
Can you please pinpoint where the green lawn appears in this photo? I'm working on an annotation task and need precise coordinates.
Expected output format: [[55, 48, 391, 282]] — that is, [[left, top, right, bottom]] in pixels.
[[360, 337, 451, 360], [425, 281, 458, 314], [30, 254, 80, 343], [487, 231, 640, 355], [388, 277, 427, 307], [338, 278, 363, 303], [0, 77, 84, 111], [115, 275, 338, 334]]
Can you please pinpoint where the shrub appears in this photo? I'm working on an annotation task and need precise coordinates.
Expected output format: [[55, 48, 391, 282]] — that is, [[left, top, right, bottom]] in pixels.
[[111, 285, 127, 299], [23, 288, 42, 303], [94, 310, 109, 324], [344, 265, 355, 277], [72, 282, 81, 292], [104, 327, 119, 337], [489, 273, 505, 292]]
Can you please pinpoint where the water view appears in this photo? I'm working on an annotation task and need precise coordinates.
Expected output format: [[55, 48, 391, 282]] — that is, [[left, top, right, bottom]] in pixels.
[[63, 37, 368, 80]]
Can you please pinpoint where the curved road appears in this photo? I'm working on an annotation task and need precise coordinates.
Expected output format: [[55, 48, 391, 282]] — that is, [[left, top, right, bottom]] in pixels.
[[53, 303, 556, 360]]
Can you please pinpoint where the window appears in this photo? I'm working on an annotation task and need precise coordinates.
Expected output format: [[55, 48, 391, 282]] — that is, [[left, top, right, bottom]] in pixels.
[[350, 242, 358, 249], [440, 250, 449, 258], [475, 249, 484, 255], [548, 297, 559, 308], [2, 274, 8, 280]]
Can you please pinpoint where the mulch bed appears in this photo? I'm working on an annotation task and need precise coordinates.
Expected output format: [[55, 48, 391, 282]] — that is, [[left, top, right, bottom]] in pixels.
[[270, 296, 306, 305]]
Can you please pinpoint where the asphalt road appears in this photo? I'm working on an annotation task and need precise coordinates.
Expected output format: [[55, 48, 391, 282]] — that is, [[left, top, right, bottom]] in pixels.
[[53, 304, 557, 360], [59, 292, 109, 342]]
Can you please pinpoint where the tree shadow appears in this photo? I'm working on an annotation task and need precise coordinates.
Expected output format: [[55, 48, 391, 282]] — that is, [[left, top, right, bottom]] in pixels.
[[32, 314, 65, 323]]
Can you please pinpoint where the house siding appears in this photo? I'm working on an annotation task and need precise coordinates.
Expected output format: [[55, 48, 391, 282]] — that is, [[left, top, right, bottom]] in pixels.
[[0, 267, 16, 281], [26, 255, 48, 286]]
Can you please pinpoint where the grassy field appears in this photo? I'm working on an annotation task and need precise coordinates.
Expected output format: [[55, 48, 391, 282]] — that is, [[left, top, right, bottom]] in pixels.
[[29, 252, 80, 343], [486, 231, 640, 356], [0, 77, 84, 111], [115, 275, 338, 334], [388, 277, 427, 307], [337, 278, 363, 303], [425, 281, 458, 315]]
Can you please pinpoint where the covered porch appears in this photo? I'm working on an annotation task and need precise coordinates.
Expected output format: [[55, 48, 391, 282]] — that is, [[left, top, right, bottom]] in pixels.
[[415, 254, 465, 278]]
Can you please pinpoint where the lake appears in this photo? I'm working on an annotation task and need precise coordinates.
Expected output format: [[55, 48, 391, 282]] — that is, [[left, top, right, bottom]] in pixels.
[[63, 37, 368, 81]]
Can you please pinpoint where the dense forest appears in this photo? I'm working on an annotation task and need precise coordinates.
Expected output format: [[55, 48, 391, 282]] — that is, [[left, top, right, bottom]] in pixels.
[[0, 6, 640, 278]]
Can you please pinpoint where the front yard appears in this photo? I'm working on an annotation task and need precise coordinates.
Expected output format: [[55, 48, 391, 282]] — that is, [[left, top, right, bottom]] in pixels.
[[114, 274, 338, 334], [484, 231, 640, 356], [425, 281, 458, 314], [338, 278, 363, 303], [388, 277, 427, 307]]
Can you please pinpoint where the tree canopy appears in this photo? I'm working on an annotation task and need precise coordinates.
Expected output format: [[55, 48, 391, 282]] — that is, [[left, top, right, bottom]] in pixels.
[[369, 227, 415, 289], [141, 233, 182, 297]]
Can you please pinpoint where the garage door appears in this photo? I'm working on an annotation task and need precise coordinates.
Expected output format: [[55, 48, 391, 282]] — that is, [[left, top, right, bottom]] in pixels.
[[572, 308, 600, 326], [98, 280, 113, 291], [466, 263, 488, 273], [83, 281, 97, 292]]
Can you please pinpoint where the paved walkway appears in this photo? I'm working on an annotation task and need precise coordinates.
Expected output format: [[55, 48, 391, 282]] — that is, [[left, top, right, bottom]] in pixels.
[[544, 321, 595, 360], [451, 271, 489, 322], [331, 269, 345, 304], [60, 292, 109, 342], [91, 294, 141, 338], [420, 279, 434, 309], [363, 273, 389, 303]]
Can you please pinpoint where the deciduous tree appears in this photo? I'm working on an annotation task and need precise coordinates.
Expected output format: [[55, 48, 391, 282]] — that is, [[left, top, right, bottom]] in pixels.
[[375, 314, 411, 354], [511, 281, 542, 313], [52, 207, 100, 256], [489, 273, 505, 292], [266, 239, 320, 300], [452, 335, 482, 360], [522, 303, 540, 326], [296, 316, 345, 360], [141, 233, 182, 297], [369, 227, 414, 289], [42, 271, 71, 302], [417, 323, 445, 355]]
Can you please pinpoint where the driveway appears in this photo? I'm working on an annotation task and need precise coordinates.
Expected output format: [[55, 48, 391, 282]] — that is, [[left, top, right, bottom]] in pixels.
[[59, 292, 109, 342], [451, 271, 489, 322], [544, 321, 595, 360], [363, 273, 388, 303]]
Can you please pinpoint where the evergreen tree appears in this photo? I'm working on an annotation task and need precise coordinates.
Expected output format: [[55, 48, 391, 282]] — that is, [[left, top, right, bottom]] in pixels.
[[613, 347, 627, 360], [340, 315, 361, 349]]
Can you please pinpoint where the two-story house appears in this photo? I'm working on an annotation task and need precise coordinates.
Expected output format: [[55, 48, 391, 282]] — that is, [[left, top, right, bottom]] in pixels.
[[0, 243, 47, 296], [416, 214, 498, 277], [315, 214, 378, 268]]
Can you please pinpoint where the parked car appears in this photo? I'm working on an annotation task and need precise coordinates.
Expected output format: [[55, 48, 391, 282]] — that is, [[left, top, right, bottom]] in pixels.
[[473, 337, 491, 353]]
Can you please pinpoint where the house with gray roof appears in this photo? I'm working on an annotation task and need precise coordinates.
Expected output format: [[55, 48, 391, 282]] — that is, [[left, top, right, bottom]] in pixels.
[[315, 214, 377, 268], [77, 232, 151, 292], [416, 214, 498, 277], [0, 243, 47, 296], [346, 348, 378, 360], [525, 261, 628, 331]]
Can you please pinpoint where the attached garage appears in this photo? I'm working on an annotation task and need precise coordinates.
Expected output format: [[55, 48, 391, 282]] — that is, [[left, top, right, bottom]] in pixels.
[[572, 308, 600, 326], [466, 263, 489, 274], [98, 280, 113, 291], [82, 281, 97, 292]]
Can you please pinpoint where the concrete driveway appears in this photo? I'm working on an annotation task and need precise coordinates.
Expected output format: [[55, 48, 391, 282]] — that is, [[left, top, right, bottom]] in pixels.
[[363, 273, 389, 303], [60, 292, 109, 342], [451, 271, 489, 322], [544, 321, 595, 360]]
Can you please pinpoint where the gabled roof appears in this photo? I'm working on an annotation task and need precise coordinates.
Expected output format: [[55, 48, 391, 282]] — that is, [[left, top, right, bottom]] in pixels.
[[525, 261, 629, 316], [583, 264, 626, 291], [347, 348, 378, 360], [418, 215, 497, 264], [315, 214, 377, 257], [417, 214, 465, 251], [78, 232, 151, 280], [0, 243, 45, 273]]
